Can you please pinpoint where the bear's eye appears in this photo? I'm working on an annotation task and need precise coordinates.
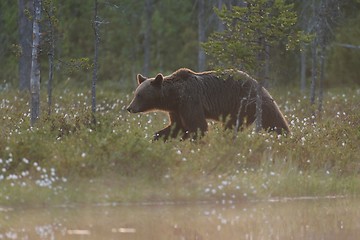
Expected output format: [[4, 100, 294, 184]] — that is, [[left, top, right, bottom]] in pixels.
[[136, 93, 142, 99]]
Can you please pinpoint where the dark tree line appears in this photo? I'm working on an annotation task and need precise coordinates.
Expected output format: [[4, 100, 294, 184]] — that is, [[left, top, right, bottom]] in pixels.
[[5, 0, 359, 89]]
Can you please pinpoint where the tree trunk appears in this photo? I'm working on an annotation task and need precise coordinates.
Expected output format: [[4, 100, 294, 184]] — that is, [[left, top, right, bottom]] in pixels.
[[310, 38, 317, 111], [255, 81, 263, 133], [237, 0, 247, 7], [217, 0, 225, 32], [255, 38, 266, 133], [318, 46, 325, 113], [198, 0, 206, 71], [18, 0, 33, 91], [143, 0, 152, 76], [300, 45, 306, 93], [30, 0, 41, 126], [47, 39, 54, 116], [92, 0, 99, 119], [264, 44, 270, 87], [46, 2, 55, 116], [310, 0, 318, 110]]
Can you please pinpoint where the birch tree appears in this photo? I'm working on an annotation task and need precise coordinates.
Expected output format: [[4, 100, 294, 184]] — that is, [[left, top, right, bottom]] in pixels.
[[92, 0, 100, 118], [30, 0, 41, 126]]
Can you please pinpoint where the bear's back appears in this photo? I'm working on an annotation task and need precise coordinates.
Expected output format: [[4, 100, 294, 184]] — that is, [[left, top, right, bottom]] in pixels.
[[169, 69, 256, 119], [199, 73, 255, 118], [163, 68, 258, 118]]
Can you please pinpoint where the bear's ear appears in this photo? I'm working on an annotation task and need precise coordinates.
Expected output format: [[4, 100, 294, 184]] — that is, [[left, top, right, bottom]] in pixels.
[[151, 73, 163, 87], [137, 74, 147, 85]]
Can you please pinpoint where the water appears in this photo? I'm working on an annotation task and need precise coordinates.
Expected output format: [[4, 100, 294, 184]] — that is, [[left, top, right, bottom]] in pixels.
[[1, 197, 359, 240]]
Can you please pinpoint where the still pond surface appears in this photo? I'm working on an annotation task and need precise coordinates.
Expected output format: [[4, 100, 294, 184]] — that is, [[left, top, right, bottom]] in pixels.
[[1, 197, 359, 240]]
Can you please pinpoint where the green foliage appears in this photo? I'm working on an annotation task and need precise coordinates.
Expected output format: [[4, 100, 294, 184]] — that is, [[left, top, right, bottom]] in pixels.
[[0, 1, 19, 84], [203, 0, 303, 75], [150, 0, 197, 72], [42, 0, 59, 28], [327, 13, 360, 85], [23, 8, 32, 20], [10, 44, 22, 58], [0, 86, 359, 205], [68, 57, 93, 72]]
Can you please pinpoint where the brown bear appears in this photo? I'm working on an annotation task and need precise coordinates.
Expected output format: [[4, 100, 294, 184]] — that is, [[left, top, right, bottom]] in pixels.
[[126, 68, 290, 141]]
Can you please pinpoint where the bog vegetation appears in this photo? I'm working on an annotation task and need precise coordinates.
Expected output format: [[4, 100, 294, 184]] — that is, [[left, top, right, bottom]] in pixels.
[[0, 86, 359, 206]]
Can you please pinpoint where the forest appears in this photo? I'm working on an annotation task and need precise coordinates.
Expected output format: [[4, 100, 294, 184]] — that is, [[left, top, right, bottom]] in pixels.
[[0, 0, 360, 207], [1, 0, 360, 91]]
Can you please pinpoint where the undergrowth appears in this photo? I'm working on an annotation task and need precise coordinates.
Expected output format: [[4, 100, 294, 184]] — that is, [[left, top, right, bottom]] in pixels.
[[0, 86, 359, 206]]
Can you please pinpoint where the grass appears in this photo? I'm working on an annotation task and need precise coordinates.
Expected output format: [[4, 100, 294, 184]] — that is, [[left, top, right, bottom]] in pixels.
[[0, 85, 359, 207]]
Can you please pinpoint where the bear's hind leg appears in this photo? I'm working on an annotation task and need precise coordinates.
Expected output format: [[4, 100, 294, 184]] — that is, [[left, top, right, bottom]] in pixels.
[[261, 100, 290, 134]]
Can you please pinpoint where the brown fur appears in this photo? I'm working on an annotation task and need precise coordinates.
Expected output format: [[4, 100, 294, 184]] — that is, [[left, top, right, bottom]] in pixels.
[[127, 68, 290, 140]]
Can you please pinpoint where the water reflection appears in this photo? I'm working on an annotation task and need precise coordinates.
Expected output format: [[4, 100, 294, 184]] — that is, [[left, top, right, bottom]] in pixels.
[[1, 197, 359, 239]]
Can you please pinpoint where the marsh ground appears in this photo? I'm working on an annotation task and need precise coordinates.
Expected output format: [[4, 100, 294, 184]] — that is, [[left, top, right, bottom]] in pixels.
[[0, 86, 359, 206]]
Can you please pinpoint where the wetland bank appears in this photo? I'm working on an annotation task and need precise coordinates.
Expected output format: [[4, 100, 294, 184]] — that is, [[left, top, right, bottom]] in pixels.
[[1, 87, 360, 238]]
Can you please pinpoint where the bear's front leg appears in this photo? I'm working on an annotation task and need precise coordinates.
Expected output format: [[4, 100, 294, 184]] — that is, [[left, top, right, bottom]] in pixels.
[[154, 126, 171, 141], [179, 101, 208, 140], [153, 112, 183, 141]]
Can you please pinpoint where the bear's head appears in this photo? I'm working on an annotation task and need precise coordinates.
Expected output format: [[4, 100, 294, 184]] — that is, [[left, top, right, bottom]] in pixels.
[[126, 73, 163, 113]]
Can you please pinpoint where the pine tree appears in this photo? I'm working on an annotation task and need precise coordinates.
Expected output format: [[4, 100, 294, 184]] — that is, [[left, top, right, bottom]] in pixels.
[[203, 0, 305, 132]]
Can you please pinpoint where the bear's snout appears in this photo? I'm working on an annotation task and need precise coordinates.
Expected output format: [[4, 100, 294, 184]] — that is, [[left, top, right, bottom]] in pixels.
[[126, 106, 133, 113], [126, 103, 139, 113]]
